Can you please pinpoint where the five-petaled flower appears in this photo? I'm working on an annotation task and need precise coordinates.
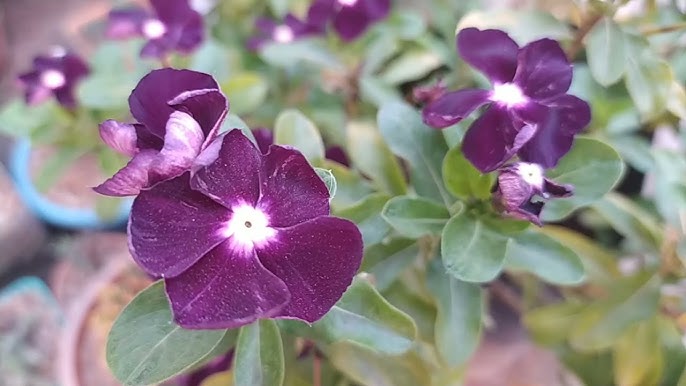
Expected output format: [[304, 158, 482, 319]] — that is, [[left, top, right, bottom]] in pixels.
[[423, 28, 591, 172], [95, 68, 227, 196], [128, 129, 363, 329], [105, 0, 203, 58], [248, 14, 318, 51], [17, 48, 89, 109], [307, 0, 391, 41], [251, 127, 350, 166], [492, 162, 572, 226]]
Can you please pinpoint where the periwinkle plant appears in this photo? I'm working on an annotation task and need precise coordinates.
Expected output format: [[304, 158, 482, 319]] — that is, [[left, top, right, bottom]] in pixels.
[[29, 0, 686, 385]]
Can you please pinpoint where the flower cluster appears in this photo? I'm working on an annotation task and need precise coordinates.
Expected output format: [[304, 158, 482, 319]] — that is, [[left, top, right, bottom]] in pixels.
[[250, 0, 391, 48], [96, 69, 363, 329], [422, 28, 590, 225], [17, 47, 89, 109], [106, 0, 203, 58]]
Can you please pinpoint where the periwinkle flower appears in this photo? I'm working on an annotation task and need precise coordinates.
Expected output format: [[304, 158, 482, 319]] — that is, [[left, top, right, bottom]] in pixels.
[[248, 15, 316, 51], [423, 28, 591, 172], [95, 68, 227, 196], [17, 48, 89, 108], [307, 0, 391, 41], [128, 129, 363, 329], [492, 162, 572, 226], [105, 0, 203, 58]]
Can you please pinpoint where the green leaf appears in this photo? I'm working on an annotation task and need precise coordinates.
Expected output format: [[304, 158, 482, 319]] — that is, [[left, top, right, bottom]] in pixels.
[[383, 281, 437, 342], [347, 121, 407, 196], [624, 38, 673, 121], [0, 99, 68, 138], [337, 193, 391, 245], [591, 192, 663, 251], [570, 273, 661, 351], [613, 318, 664, 386], [586, 17, 627, 87], [523, 302, 585, 346], [361, 239, 419, 291], [542, 137, 624, 222], [457, 9, 572, 44], [234, 320, 285, 386], [314, 168, 337, 200], [426, 260, 483, 366], [274, 109, 325, 162], [269, 0, 290, 17], [190, 39, 233, 81], [652, 150, 686, 228], [78, 73, 143, 109], [379, 49, 443, 85], [505, 230, 585, 285], [259, 39, 343, 70], [283, 276, 417, 355], [359, 76, 404, 107], [381, 196, 450, 238], [222, 72, 269, 115], [106, 281, 226, 385], [442, 145, 494, 200], [441, 211, 510, 282], [329, 343, 430, 386], [377, 102, 452, 206]]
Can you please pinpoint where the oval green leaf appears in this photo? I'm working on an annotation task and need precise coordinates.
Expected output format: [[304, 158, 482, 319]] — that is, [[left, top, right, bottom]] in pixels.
[[441, 212, 510, 282], [234, 319, 284, 386], [541, 137, 624, 222], [442, 145, 494, 200], [586, 17, 627, 87], [381, 196, 450, 238], [274, 109, 325, 163], [106, 281, 226, 386]]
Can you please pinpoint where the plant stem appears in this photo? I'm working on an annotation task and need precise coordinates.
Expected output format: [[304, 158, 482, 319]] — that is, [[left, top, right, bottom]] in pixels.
[[313, 353, 321, 386], [567, 13, 603, 61]]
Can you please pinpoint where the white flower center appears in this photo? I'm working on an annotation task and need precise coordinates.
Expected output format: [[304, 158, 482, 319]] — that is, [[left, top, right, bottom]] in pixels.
[[516, 162, 544, 189], [222, 204, 276, 252], [337, 0, 358, 6], [40, 69, 66, 89], [142, 19, 167, 39], [273, 25, 295, 43], [490, 82, 528, 107]]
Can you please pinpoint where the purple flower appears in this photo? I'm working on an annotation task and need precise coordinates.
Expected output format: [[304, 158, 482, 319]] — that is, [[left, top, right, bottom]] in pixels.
[[492, 162, 572, 226], [95, 68, 227, 196], [128, 129, 363, 329], [17, 48, 89, 109], [105, 0, 203, 58], [411, 79, 448, 105], [248, 14, 316, 51], [423, 28, 591, 172], [306, 0, 391, 41], [176, 351, 233, 386], [324, 145, 350, 166]]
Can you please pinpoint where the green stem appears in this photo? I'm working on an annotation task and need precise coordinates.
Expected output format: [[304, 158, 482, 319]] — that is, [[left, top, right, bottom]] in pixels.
[[641, 22, 686, 36]]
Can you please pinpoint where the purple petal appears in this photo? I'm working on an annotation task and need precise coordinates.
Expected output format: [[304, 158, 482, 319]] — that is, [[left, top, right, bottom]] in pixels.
[[462, 106, 521, 172], [151, 0, 196, 24], [174, 12, 204, 53], [252, 128, 274, 154], [99, 120, 139, 156], [61, 54, 90, 81], [325, 146, 350, 166], [136, 124, 164, 150], [513, 38, 572, 101], [149, 111, 205, 177], [93, 150, 158, 196], [255, 17, 278, 34], [128, 173, 231, 277], [306, 0, 335, 32], [543, 178, 573, 198], [128, 68, 219, 137], [333, 4, 370, 41], [106, 8, 148, 39], [166, 242, 290, 329], [258, 145, 330, 228], [493, 169, 542, 226], [191, 130, 262, 208], [363, 0, 391, 21], [256, 216, 363, 323], [169, 89, 228, 142], [457, 28, 519, 84], [140, 39, 169, 58], [422, 89, 490, 128], [516, 97, 589, 168], [54, 87, 78, 108]]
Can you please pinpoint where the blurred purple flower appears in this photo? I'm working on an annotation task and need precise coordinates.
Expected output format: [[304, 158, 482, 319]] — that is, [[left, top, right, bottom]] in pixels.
[[492, 162, 572, 226], [306, 0, 391, 41], [423, 28, 591, 172], [105, 0, 203, 58], [95, 68, 227, 196], [17, 48, 89, 109], [411, 79, 448, 105], [248, 14, 317, 51], [325, 146, 350, 166], [128, 129, 363, 329], [176, 351, 233, 386]]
